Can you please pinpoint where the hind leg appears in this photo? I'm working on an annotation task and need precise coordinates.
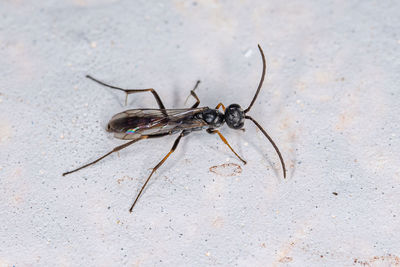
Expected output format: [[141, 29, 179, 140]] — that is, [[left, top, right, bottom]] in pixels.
[[86, 75, 166, 109]]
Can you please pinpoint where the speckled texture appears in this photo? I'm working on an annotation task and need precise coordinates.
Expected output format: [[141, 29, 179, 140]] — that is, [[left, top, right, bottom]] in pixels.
[[1, 1, 400, 266]]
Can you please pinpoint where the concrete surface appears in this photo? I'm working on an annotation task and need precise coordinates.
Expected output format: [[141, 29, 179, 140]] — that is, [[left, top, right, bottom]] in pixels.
[[1, 0, 400, 266]]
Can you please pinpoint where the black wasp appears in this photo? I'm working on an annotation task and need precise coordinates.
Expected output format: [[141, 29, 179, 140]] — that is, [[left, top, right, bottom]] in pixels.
[[63, 45, 286, 212]]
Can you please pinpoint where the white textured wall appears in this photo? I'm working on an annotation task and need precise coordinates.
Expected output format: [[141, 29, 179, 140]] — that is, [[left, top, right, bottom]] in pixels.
[[1, 1, 399, 266]]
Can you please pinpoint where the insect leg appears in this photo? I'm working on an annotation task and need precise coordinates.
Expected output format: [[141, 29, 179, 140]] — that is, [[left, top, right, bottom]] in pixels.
[[62, 136, 148, 176], [86, 75, 166, 109], [207, 129, 247, 164], [129, 131, 186, 212], [184, 80, 201, 108], [215, 103, 226, 112]]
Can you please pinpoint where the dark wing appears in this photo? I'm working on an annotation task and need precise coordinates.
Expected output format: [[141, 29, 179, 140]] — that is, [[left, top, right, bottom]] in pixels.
[[108, 108, 209, 140]]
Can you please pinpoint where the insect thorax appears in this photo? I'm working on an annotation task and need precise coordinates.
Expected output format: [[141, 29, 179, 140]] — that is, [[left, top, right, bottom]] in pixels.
[[197, 108, 225, 128]]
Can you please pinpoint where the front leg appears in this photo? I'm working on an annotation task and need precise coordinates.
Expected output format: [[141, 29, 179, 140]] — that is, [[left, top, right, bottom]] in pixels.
[[207, 129, 247, 164], [215, 103, 226, 112]]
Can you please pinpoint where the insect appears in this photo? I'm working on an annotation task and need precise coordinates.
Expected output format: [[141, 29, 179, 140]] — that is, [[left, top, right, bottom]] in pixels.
[[63, 45, 286, 212]]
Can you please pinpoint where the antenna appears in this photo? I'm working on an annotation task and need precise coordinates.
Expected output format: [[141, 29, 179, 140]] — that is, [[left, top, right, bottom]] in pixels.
[[243, 45, 286, 178], [245, 115, 286, 178], [244, 44, 266, 114]]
